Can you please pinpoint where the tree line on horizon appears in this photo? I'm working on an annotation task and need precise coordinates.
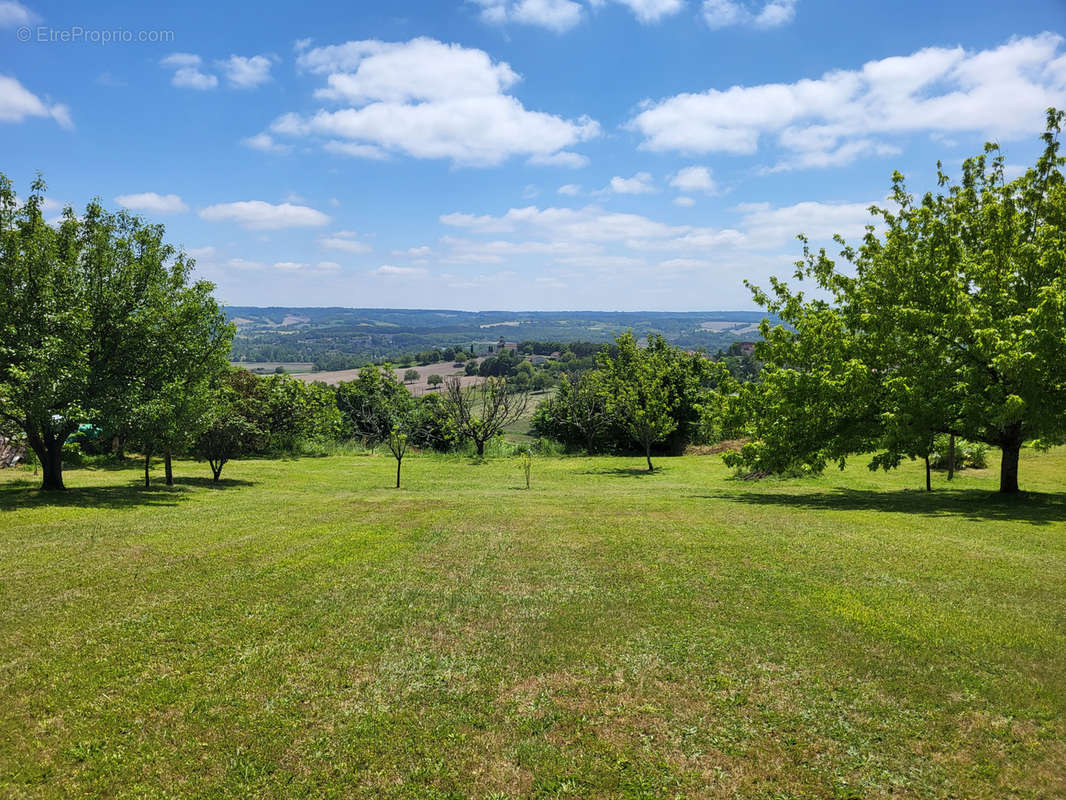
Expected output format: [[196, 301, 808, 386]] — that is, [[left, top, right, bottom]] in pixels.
[[2, 111, 1065, 495]]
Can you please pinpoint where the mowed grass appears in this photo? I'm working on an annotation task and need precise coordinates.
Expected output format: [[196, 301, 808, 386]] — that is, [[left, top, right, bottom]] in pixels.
[[1, 449, 1064, 799]]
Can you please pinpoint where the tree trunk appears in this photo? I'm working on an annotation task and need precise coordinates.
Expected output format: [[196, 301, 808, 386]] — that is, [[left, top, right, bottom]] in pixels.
[[144, 451, 152, 488], [211, 460, 223, 482], [395, 457, 402, 489], [645, 444, 654, 472], [947, 434, 956, 481], [27, 428, 66, 491], [924, 454, 931, 492], [999, 424, 1023, 494], [164, 452, 173, 486], [475, 439, 485, 457]]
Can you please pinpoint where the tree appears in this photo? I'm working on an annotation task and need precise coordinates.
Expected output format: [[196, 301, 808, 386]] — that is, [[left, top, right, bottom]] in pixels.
[[443, 376, 528, 457], [729, 110, 1066, 493], [0, 175, 227, 491], [427, 374, 443, 389], [403, 369, 419, 383], [120, 280, 233, 487], [336, 363, 409, 451], [602, 334, 677, 471], [195, 393, 262, 483]]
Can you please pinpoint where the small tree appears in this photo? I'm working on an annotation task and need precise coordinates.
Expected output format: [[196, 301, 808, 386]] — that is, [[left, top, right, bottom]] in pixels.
[[427, 374, 443, 390], [443, 376, 528, 457], [518, 449, 533, 489], [603, 333, 678, 471], [195, 399, 261, 483], [403, 369, 419, 384]]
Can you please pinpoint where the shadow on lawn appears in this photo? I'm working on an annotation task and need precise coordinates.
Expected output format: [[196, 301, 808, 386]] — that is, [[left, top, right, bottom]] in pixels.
[[718, 487, 1066, 526], [581, 466, 660, 478], [0, 476, 254, 511]]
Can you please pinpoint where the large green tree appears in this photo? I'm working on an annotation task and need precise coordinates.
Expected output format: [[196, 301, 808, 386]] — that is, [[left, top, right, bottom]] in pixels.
[[121, 279, 233, 487], [0, 176, 229, 490], [729, 110, 1066, 493]]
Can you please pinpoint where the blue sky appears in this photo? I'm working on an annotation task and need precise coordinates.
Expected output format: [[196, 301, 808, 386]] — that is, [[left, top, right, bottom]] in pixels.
[[3, 0, 1065, 310]]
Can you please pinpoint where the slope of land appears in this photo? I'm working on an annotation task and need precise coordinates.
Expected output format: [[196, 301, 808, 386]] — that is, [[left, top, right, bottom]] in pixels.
[[1, 450, 1064, 798]]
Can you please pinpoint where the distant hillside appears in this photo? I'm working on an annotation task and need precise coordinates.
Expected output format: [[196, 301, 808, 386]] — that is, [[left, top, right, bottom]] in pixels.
[[226, 307, 775, 371]]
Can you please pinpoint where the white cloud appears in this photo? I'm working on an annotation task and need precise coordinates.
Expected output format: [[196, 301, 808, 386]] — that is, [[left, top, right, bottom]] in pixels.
[[319, 231, 372, 253], [279, 37, 598, 166], [669, 165, 717, 193], [393, 245, 432, 257], [674, 196, 695, 207], [610, 0, 684, 23], [0, 75, 72, 128], [631, 34, 1066, 168], [161, 53, 201, 68], [114, 192, 188, 214], [0, 0, 37, 26], [243, 132, 291, 153], [473, 0, 584, 32], [161, 54, 218, 90], [218, 54, 272, 89], [322, 140, 389, 159], [702, 0, 796, 29], [558, 183, 582, 196], [187, 246, 216, 259], [200, 201, 331, 230], [608, 171, 655, 194], [527, 150, 589, 168], [374, 265, 428, 278], [736, 199, 875, 245]]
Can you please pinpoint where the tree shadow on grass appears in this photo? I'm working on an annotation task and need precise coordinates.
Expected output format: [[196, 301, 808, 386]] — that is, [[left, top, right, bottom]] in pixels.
[[581, 466, 660, 478], [715, 487, 1066, 526], [172, 476, 255, 490], [0, 476, 254, 510]]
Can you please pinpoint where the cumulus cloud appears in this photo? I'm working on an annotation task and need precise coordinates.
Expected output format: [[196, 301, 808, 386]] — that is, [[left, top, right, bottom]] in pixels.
[[736, 199, 876, 244], [669, 165, 717, 193], [114, 192, 189, 214], [319, 231, 372, 253], [161, 53, 218, 90], [558, 183, 582, 196], [0, 75, 72, 128], [702, 0, 796, 29], [607, 172, 655, 194], [218, 54, 273, 89], [610, 0, 685, 23], [674, 196, 696, 207], [200, 201, 331, 229], [277, 37, 599, 166], [630, 33, 1066, 169], [242, 132, 291, 153], [0, 0, 37, 26], [472, 0, 584, 32]]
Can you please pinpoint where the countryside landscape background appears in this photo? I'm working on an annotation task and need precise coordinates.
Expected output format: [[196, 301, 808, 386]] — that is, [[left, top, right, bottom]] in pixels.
[[3, 0, 1066, 796]]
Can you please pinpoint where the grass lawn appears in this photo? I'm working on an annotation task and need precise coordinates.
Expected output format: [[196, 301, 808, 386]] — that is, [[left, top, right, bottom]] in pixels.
[[1, 448, 1064, 798]]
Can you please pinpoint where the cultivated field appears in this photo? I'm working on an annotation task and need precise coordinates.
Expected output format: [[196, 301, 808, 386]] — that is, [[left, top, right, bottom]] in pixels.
[[294, 360, 483, 394], [1, 450, 1064, 798]]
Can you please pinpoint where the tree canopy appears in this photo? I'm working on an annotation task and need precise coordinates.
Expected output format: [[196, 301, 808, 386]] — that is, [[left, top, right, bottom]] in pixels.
[[0, 175, 232, 490], [727, 109, 1066, 493]]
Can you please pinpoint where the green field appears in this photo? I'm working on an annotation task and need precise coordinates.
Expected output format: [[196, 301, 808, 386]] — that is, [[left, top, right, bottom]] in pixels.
[[1, 449, 1064, 798]]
